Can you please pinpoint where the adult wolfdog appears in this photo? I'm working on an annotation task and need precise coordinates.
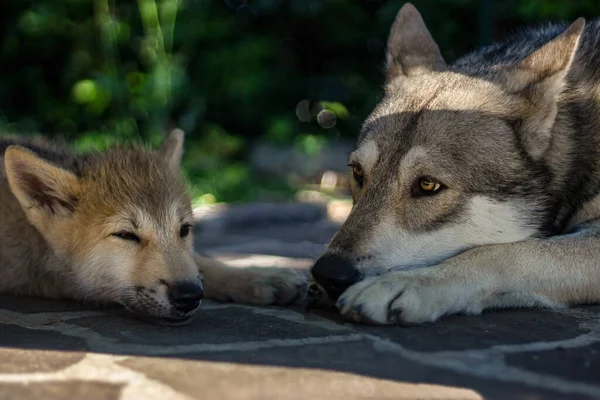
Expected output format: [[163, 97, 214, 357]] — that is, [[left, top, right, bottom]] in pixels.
[[311, 3, 600, 325]]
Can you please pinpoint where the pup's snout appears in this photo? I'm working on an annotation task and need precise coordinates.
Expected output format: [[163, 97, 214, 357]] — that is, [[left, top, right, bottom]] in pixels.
[[168, 281, 204, 313], [311, 254, 360, 299]]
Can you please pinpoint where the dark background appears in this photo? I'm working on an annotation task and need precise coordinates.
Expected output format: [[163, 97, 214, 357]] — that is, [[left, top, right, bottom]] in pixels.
[[1, 0, 598, 204]]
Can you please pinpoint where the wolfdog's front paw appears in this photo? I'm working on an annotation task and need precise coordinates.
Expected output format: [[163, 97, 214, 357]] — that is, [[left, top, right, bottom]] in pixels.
[[336, 271, 472, 325], [225, 267, 309, 306]]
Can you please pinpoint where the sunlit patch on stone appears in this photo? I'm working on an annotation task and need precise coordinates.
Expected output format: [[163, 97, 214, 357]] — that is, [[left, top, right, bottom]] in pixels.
[[320, 170, 338, 192]]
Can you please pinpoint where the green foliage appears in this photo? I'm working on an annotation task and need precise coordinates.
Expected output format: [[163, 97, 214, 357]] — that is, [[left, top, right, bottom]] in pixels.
[[1, 0, 599, 202]]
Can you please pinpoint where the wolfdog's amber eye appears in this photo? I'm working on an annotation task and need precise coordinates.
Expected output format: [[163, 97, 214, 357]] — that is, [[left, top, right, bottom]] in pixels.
[[112, 231, 140, 243], [413, 177, 444, 197], [180, 224, 193, 238], [420, 179, 440, 192], [348, 163, 364, 186]]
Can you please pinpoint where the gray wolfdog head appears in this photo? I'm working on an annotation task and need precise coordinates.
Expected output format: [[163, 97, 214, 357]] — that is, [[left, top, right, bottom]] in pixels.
[[311, 3, 585, 298]]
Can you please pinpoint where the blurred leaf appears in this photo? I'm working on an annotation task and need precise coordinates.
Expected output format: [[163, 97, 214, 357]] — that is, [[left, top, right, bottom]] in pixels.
[[72, 80, 98, 104], [295, 133, 325, 156]]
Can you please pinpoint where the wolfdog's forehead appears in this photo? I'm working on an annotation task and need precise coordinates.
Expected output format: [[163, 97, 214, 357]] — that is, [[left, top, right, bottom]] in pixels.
[[358, 71, 514, 144], [363, 113, 498, 155], [357, 93, 516, 164]]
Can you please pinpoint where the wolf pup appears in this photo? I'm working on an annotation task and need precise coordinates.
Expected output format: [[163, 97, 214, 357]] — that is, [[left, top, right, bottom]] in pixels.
[[311, 3, 600, 325], [0, 130, 306, 324]]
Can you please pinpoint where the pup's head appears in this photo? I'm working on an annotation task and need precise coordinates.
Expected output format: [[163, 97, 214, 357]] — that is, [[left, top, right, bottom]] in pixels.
[[312, 3, 585, 298], [4, 130, 202, 324]]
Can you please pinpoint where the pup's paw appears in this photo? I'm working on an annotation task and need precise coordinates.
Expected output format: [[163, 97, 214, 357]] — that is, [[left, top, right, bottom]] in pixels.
[[223, 267, 309, 306], [337, 271, 473, 325]]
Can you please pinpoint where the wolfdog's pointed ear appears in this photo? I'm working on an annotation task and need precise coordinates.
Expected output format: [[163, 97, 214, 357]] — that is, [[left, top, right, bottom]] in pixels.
[[507, 18, 585, 159], [385, 3, 446, 82], [158, 128, 184, 172], [4, 146, 80, 219]]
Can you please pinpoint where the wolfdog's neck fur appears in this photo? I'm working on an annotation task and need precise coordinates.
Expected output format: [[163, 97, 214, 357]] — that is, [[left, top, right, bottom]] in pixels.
[[452, 21, 600, 234]]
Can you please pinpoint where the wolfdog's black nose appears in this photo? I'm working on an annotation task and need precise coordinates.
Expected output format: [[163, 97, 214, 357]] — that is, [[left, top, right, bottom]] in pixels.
[[168, 282, 204, 312], [311, 254, 360, 299]]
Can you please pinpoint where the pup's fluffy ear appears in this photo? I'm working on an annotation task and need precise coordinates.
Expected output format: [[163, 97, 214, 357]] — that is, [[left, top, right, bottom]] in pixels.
[[506, 18, 585, 159], [385, 3, 447, 82], [157, 128, 184, 172], [4, 145, 80, 219]]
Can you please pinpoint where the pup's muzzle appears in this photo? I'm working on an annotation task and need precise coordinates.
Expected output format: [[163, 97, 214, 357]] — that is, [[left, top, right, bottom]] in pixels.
[[311, 254, 360, 300]]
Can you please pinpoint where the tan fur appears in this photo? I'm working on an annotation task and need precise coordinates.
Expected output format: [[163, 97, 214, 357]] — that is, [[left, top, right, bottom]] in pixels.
[[0, 131, 306, 324]]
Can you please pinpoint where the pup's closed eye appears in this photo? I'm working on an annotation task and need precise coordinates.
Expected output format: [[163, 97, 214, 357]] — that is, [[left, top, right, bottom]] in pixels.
[[112, 231, 140, 243]]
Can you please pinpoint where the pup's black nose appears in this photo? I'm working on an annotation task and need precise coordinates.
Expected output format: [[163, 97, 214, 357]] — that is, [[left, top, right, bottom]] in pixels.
[[311, 254, 360, 299], [168, 282, 203, 313]]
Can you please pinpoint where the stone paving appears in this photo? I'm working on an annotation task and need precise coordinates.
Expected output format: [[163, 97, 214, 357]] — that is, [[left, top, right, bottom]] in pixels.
[[1, 202, 599, 400]]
